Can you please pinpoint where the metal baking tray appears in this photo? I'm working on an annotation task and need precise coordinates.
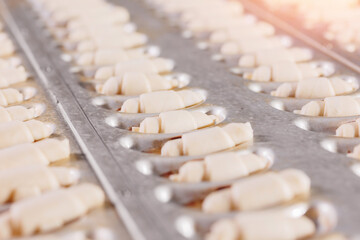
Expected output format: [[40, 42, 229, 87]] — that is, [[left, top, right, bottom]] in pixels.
[[2, 0, 360, 239]]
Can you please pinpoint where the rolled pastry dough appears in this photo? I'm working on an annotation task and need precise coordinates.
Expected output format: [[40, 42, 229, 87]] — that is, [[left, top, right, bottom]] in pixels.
[[133, 110, 218, 133], [48, 5, 129, 27], [239, 47, 313, 68], [0, 120, 54, 149], [95, 58, 175, 80], [0, 138, 70, 171], [336, 119, 360, 138], [161, 123, 253, 156], [220, 36, 285, 55], [0, 33, 15, 58], [0, 65, 27, 88], [96, 72, 179, 95], [76, 32, 147, 52], [294, 96, 360, 117], [120, 90, 204, 113], [170, 152, 270, 182], [202, 169, 310, 213], [210, 21, 275, 44], [206, 211, 315, 240], [271, 77, 357, 98], [0, 165, 79, 203], [0, 183, 104, 238], [0, 105, 43, 123], [66, 25, 130, 43], [76, 48, 149, 66], [348, 143, 360, 159], [0, 88, 28, 107], [251, 61, 322, 82]]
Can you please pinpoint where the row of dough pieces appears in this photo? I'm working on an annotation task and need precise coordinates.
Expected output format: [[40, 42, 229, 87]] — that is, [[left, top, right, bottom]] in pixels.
[[25, 0, 271, 239], [262, 0, 360, 49], [0, 15, 106, 240], [31, 0, 185, 97], [29, 1, 341, 240], [141, 0, 360, 162], [143, 0, 345, 240], [145, 0, 358, 102], [30, 0, 357, 101], [30, 0, 258, 156]]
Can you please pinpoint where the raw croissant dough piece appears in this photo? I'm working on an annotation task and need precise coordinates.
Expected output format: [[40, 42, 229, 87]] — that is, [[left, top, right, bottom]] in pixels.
[[220, 36, 286, 55], [0, 165, 79, 203], [132, 110, 218, 133], [209, 21, 275, 44], [0, 66, 28, 88], [0, 105, 43, 123], [120, 90, 204, 114], [336, 119, 360, 138], [45, 5, 129, 27], [182, 8, 244, 30], [294, 96, 360, 117], [202, 169, 310, 213], [239, 47, 313, 68], [16, 230, 112, 240], [347, 143, 360, 159], [76, 48, 150, 66], [65, 12, 129, 31], [0, 138, 70, 171], [66, 25, 131, 43], [206, 211, 315, 240], [271, 77, 357, 98], [185, 16, 254, 33], [0, 183, 104, 238], [163, 1, 242, 18], [94, 58, 175, 80], [311, 234, 348, 240], [0, 33, 15, 58], [96, 72, 179, 95], [249, 61, 322, 82], [170, 151, 270, 182], [161, 123, 253, 156], [0, 120, 54, 149], [0, 88, 33, 107], [75, 32, 148, 52]]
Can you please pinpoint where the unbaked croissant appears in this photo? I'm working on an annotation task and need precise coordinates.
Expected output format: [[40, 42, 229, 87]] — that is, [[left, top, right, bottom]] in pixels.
[[271, 77, 357, 98], [0, 183, 104, 238], [94, 58, 175, 80], [206, 210, 315, 240], [220, 36, 286, 55], [0, 165, 79, 203], [210, 21, 275, 44], [161, 123, 253, 156], [0, 120, 54, 149], [96, 72, 179, 96], [76, 48, 150, 66], [75, 32, 147, 52], [0, 105, 44, 123], [249, 61, 322, 82], [0, 88, 29, 107], [239, 47, 313, 68], [202, 169, 310, 213], [0, 138, 70, 171], [294, 96, 360, 117], [120, 90, 204, 114], [170, 151, 270, 182], [132, 110, 218, 133]]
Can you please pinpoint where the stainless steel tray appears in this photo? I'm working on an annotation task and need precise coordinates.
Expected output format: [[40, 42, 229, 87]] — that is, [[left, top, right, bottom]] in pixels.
[[2, 0, 360, 239]]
